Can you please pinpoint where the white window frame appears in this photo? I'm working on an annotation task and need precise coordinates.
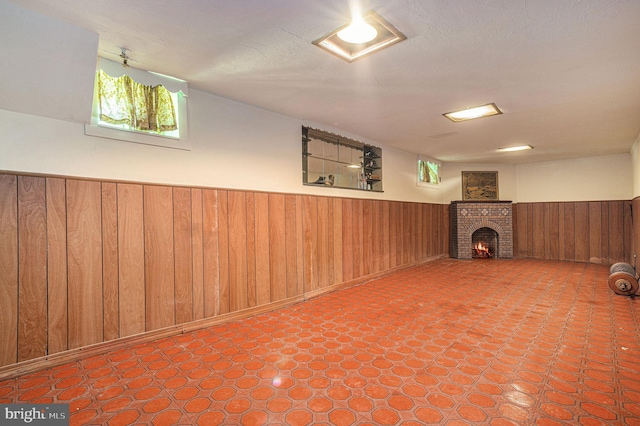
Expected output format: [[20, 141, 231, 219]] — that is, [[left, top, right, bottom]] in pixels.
[[85, 57, 190, 150], [417, 155, 441, 189]]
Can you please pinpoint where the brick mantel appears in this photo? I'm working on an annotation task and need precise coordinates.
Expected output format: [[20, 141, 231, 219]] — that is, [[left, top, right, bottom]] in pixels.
[[450, 201, 513, 259]]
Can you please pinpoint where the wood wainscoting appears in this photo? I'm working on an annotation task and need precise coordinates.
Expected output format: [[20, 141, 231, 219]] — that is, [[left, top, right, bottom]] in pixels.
[[513, 201, 633, 264], [0, 172, 449, 376], [634, 197, 640, 265]]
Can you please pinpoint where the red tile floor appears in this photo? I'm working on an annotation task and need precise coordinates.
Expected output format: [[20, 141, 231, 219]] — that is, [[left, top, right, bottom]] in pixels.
[[1, 259, 640, 425]]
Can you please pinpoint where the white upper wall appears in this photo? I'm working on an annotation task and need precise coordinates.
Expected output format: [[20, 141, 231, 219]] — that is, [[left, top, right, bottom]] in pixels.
[[0, 0, 97, 123], [515, 155, 632, 202], [632, 139, 640, 198], [0, 90, 446, 204]]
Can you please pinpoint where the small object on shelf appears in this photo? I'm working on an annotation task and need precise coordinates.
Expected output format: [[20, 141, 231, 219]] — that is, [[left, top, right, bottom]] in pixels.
[[312, 175, 335, 186], [325, 175, 335, 186]]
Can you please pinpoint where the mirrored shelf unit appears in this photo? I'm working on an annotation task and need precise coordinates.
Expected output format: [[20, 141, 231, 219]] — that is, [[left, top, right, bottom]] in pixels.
[[302, 126, 383, 192]]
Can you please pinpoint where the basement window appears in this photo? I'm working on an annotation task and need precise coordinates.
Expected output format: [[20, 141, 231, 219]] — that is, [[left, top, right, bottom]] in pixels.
[[85, 57, 190, 150], [417, 156, 441, 188]]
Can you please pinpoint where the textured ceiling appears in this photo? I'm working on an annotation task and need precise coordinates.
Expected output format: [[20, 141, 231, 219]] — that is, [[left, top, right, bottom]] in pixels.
[[8, 0, 640, 163]]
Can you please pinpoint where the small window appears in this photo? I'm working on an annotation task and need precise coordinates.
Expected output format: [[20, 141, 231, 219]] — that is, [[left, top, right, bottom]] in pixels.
[[417, 156, 441, 188], [85, 57, 189, 150]]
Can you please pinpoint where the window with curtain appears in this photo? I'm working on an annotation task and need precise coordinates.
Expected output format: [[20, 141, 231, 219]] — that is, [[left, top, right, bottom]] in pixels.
[[97, 69, 177, 135], [417, 156, 441, 187], [85, 57, 190, 149]]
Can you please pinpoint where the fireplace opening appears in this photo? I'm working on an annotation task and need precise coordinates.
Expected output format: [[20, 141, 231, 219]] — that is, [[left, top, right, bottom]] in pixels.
[[472, 227, 498, 258]]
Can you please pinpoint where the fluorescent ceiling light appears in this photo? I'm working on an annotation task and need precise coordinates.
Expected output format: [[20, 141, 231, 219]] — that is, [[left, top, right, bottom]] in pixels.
[[497, 145, 533, 152], [443, 103, 502, 122], [346, 164, 362, 168], [313, 10, 406, 63]]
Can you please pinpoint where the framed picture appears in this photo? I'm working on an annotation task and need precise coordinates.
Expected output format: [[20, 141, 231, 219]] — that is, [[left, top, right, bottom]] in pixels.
[[462, 171, 498, 200]]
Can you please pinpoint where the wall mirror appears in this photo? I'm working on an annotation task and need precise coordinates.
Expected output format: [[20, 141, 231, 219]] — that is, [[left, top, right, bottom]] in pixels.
[[302, 126, 382, 191]]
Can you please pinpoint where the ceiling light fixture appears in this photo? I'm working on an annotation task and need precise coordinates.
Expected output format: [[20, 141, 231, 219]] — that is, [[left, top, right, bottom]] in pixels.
[[119, 47, 130, 68], [337, 19, 377, 44], [497, 145, 533, 152], [443, 103, 502, 122], [313, 10, 406, 62]]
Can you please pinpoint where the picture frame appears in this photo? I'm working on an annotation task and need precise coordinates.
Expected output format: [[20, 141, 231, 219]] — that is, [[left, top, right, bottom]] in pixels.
[[462, 171, 498, 201]]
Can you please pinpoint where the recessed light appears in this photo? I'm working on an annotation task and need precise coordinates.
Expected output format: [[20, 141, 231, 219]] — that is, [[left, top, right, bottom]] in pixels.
[[313, 10, 406, 63], [443, 103, 502, 122], [337, 19, 377, 44], [497, 145, 533, 152]]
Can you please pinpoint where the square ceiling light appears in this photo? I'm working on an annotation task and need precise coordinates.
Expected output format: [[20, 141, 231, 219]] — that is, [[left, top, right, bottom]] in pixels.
[[313, 10, 406, 62], [443, 103, 503, 122]]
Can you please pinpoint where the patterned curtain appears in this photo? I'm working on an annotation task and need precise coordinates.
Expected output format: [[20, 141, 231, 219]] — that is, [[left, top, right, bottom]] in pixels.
[[97, 70, 177, 132], [418, 160, 439, 184], [418, 160, 431, 183]]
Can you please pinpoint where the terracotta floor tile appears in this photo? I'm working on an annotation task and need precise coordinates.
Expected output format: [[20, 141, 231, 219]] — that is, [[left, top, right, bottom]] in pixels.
[[402, 383, 427, 397], [224, 397, 251, 414], [468, 392, 497, 408], [540, 403, 575, 420], [0, 259, 638, 425], [69, 407, 100, 425], [308, 397, 333, 413], [105, 408, 140, 425], [624, 390, 640, 403], [328, 407, 357, 426], [414, 406, 444, 423], [428, 393, 455, 409], [580, 402, 617, 420], [499, 402, 530, 423], [150, 408, 185, 426], [535, 418, 565, 426], [371, 407, 400, 425], [348, 396, 374, 412], [458, 404, 488, 422]]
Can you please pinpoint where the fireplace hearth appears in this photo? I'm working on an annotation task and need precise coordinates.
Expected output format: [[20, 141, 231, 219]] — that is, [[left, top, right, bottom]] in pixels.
[[450, 201, 513, 259]]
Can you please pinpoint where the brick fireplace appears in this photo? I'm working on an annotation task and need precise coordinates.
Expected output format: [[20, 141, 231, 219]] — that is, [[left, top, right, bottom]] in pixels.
[[450, 201, 513, 259]]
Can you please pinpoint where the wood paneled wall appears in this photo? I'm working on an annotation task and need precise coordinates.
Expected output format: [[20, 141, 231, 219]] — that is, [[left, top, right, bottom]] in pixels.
[[513, 201, 633, 264], [633, 197, 640, 266], [0, 173, 449, 369]]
